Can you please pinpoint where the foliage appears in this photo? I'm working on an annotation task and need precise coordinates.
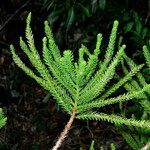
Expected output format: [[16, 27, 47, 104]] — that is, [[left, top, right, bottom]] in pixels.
[[10, 13, 150, 148], [120, 10, 150, 59], [143, 45, 150, 68], [143, 45, 150, 82], [38, 0, 108, 49], [40, 0, 106, 31], [80, 140, 116, 150], [116, 45, 150, 150], [0, 108, 7, 129], [122, 11, 149, 46], [38, 0, 149, 56]]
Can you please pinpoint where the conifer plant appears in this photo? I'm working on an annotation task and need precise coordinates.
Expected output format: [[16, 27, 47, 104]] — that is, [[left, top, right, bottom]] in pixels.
[[0, 108, 7, 129], [10, 13, 150, 150], [116, 45, 150, 150]]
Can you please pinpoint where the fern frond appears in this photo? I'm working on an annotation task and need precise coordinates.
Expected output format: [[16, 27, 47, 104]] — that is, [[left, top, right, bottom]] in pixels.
[[121, 131, 141, 150], [81, 34, 103, 86], [77, 112, 150, 129], [116, 45, 150, 150], [43, 37, 76, 98], [77, 85, 149, 114], [0, 108, 7, 129], [10, 45, 44, 84], [101, 63, 144, 99], [10, 45, 73, 113], [122, 52, 147, 86], [121, 51, 150, 111], [100, 20, 119, 73], [79, 45, 126, 105], [10, 13, 150, 149], [44, 21, 61, 61], [25, 12, 35, 51], [143, 45, 150, 68]]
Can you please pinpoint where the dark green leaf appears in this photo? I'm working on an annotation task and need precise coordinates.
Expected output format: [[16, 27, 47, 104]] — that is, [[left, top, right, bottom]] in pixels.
[[47, 9, 63, 25], [132, 11, 139, 23], [66, 7, 75, 31], [46, 1, 55, 11], [141, 27, 148, 39], [123, 22, 134, 33], [135, 20, 142, 35], [99, 0, 106, 10], [132, 11, 142, 34], [143, 68, 150, 74], [122, 12, 130, 21], [91, 0, 98, 14], [78, 3, 90, 17]]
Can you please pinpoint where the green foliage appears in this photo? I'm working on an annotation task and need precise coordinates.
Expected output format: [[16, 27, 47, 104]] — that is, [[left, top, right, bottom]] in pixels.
[[143, 45, 150, 82], [143, 45, 150, 68], [38, 0, 149, 55], [10, 13, 150, 133], [0, 108, 7, 129], [116, 45, 150, 150], [80, 140, 116, 150], [121, 10, 150, 56], [40, 0, 106, 31], [123, 11, 149, 40], [39, 0, 107, 48], [118, 126, 150, 150]]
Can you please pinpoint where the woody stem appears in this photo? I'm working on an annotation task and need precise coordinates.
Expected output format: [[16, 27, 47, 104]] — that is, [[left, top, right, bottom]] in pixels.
[[52, 110, 76, 150]]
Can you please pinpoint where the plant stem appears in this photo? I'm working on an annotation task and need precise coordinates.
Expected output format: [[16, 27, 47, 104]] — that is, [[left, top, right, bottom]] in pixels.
[[52, 110, 76, 150]]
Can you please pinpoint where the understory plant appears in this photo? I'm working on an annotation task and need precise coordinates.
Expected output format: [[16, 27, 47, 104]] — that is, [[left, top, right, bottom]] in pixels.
[[80, 141, 116, 150], [40, 0, 106, 31], [122, 10, 150, 50], [0, 108, 7, 129], [115, 45, 150, 150], [10, 13, 150, 150]]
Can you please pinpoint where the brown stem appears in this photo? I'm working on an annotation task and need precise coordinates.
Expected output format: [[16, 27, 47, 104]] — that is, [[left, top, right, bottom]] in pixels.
[[52, 111, 76, 150]]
